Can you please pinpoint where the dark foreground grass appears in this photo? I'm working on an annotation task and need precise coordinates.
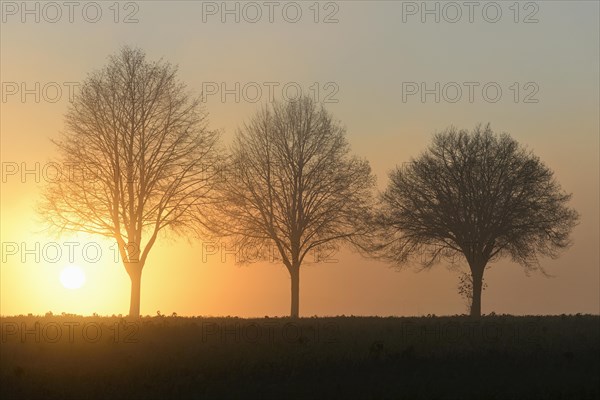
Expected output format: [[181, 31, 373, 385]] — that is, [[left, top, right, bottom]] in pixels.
[[1, 315, 598, 399]]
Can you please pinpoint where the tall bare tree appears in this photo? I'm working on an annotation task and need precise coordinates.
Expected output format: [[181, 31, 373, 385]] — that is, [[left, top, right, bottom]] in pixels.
[[40, 47, 221, 317], [217, 97, 375, 318], [374, 124, 578, 317]]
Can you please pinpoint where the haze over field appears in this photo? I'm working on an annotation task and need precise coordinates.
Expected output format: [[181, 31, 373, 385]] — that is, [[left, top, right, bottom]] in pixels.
[[1, 1, 598, 317]]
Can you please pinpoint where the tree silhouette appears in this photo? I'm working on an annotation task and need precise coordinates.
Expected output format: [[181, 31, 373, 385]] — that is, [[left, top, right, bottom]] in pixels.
[[40, 47, 221, 317], [374, 124, 578, 316], [217, 97, 375, 318]]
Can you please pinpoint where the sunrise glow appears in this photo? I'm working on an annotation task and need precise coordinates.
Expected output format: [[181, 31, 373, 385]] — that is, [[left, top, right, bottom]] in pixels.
[[59, 265, 86, 290]]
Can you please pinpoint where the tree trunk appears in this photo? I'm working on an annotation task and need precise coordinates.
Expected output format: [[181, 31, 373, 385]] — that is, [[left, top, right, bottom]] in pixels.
[[290, 267, 300, 319], [126, 264, 143, 318], [470, 266, 484, 317]]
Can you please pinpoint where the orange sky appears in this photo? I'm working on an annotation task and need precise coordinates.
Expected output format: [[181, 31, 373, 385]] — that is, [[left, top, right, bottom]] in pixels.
[[1, 1, 598, 317]]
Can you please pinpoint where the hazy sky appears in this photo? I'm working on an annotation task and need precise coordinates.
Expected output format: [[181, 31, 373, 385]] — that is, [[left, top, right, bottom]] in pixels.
[[1, 1, 598, 317]]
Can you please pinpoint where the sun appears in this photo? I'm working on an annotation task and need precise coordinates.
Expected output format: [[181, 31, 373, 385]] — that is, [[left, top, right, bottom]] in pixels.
[[60, 265, 86, 289]]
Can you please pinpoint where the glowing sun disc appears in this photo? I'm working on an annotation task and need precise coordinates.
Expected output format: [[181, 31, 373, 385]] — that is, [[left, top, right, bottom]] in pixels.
[[60, 265, 86, 289]]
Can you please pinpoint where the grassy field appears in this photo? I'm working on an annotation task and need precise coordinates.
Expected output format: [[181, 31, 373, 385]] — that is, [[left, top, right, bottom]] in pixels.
[[1, 314, 598, 399]]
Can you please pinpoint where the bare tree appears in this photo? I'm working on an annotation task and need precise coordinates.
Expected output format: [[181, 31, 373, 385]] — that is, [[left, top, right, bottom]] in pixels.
[[374, 124, 578, 317], [40, 47, 221, 317], [457, 270, 488, 314], [217, 97, 375, 318]]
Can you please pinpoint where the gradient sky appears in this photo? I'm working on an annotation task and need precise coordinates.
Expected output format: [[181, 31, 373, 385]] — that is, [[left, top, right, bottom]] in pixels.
[[1, 1, 598, 317]]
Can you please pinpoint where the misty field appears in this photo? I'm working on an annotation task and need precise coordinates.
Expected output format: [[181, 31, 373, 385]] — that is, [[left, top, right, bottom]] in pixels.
[[1, 315, 598, 399]]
